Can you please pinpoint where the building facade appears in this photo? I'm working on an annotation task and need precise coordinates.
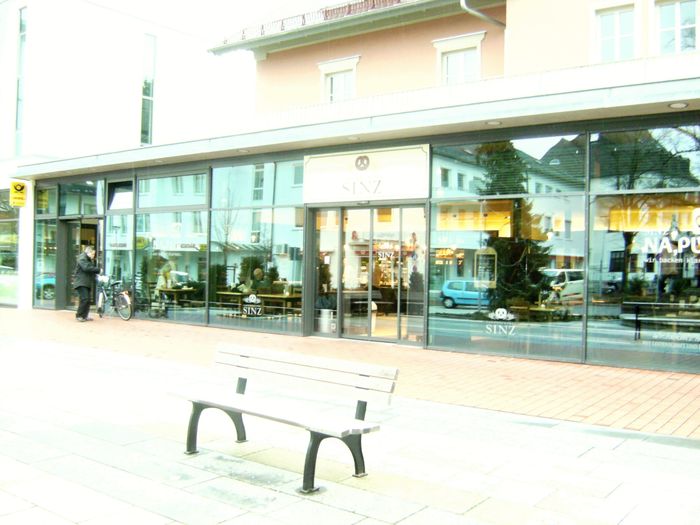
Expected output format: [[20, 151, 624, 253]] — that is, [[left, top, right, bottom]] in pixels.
[[11, 0, 700, 373]]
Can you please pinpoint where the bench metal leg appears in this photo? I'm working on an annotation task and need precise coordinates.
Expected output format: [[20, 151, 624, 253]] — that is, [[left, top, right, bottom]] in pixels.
[[223, 409, 247, 443], [341, 434, 367, 478], [301, 431, 326, 493], [185, 402, 205, 454], [185, 403, 248, 455], [301, 432, 368, 493]]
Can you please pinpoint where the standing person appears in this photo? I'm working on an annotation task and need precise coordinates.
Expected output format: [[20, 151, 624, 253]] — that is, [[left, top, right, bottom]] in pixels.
[[73, 245, 100, 322]]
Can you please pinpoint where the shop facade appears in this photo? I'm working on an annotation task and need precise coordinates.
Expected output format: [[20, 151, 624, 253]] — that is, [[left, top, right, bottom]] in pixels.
[[26, 113, 700, 373]]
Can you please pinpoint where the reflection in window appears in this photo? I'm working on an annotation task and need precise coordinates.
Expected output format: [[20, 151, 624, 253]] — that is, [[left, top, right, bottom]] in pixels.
[[0, 193, 19, 305], [598, 8, 634, 62], [35, 187, 56, 215], [590, 126, 700, 192], [588, 191, 700, 371], [138, 174, 207, 208], [212, 163, 275, 208], [104, 214, 133, 307], [209, 207, 302, 333], [134, 211, 208, 323], [658, 0, 696, 54], [433, 135, 585, 197], [33, 219, 57, 308], [428, 196, 585, 361], [59, 181, 104, 216], [108, 181, 133, 210]]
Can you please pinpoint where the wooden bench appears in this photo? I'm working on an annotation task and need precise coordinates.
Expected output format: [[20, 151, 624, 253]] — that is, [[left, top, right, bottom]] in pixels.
[[184, 345, 399, 493]]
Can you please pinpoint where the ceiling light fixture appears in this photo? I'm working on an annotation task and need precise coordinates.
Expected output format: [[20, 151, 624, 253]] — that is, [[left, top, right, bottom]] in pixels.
[[486, 120, 502, 126], [668, 102, 688, 109]]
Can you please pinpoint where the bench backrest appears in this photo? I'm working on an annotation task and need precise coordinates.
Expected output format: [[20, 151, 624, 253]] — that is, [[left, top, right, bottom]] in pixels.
[[215, 344, 399, 406]]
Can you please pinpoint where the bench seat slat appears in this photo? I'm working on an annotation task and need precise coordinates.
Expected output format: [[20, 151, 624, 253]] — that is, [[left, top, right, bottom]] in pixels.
[[190, 393, 379, 438], [216, 354, 396, 393], [217, 345, 399, 380]]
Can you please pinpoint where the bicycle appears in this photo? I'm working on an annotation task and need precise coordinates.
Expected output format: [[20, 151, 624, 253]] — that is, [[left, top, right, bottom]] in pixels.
[[96, 275, 133, 321]]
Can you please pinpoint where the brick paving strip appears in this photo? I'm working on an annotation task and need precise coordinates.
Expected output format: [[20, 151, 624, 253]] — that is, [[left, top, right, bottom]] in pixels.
[[2, 308, 699, 440]]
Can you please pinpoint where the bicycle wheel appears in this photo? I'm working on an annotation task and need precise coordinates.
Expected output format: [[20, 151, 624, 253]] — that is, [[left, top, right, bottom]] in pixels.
[[97, 291, 105, 318], [116, 292, 133, 320]]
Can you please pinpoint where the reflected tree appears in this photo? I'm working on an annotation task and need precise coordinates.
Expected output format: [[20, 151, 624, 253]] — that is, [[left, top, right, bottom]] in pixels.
[[476, 142, 550, 308]]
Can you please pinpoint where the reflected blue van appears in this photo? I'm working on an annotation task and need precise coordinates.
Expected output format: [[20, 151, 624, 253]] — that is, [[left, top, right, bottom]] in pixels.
[[440, 280, 487, 308]]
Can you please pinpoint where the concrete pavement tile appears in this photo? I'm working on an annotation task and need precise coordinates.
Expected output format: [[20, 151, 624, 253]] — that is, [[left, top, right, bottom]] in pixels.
[[620, 499, 700, 525], [354, 519, 392, 525], [0, 456, 45, 485], [184, 451, 300, 488], [3, 473, 139, 523], [0, 489, 33, 516], [397, 507, 491, 525], [186, 476, 299, 513], [465, 497, 585, 525], [342, 471, 487, 514], [0, 506, 75, 525], [535, 489, 637, 525], [80, 504, 173, 525], [244, 446, 357, 483], [0, 430, 68, 464], [35, 454, 245, 525], [478, 477, 554, 506], [266, 499, 364, 525], [218, 512, 287, 524], [277, 478, 423, 523]]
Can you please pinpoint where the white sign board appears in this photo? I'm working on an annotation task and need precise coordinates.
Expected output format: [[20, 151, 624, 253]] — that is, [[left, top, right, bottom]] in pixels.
[[303, 145, 429, 204]]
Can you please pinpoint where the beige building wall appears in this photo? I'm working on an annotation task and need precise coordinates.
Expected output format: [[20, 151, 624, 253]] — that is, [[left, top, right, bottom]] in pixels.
[[256, 6, 506, 113], [505, 0, 654, 76]]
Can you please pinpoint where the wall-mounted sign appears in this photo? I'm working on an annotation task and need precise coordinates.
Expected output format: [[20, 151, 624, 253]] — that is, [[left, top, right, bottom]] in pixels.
[[303, 145, 429, 204], [9, 181, 26, 208]]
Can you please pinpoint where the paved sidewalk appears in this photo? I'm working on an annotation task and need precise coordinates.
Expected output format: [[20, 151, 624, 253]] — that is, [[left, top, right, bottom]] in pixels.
[[1, 309, 699, 439], [0, 309, 699, 524]]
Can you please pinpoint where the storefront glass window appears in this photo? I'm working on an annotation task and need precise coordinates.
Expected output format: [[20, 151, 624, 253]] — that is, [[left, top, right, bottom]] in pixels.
[[104, 214, 134, 307], [137, 174, 207, 208], [212, 163, 275, 208], [34, 219, 57, 308], [432, 136, 585, 197], [588, 191, 700, 372], [108, 181, 134, 210], [134, 211, 208, 323], [59, 180, 105, 216], [0, 191, 19, 306], [590, 126, 700, 192], [428, 196, 585, 360], [209, 206, 301, 333], [274, 160, 304, 206], [36, 187, 57, 215]]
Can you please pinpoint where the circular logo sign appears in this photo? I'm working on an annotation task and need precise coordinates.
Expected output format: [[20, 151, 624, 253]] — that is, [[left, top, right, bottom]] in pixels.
[[355, 155, 370, 171]]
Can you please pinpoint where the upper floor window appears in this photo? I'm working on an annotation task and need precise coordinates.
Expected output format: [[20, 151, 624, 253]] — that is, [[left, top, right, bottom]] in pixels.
[[252, 164, 265, 200], [318, 56, 359, 103], [141, 34, 156, 145], [598, 7, 635, 62], [658, 0, 696, 54], [433, 32, 485, 86]]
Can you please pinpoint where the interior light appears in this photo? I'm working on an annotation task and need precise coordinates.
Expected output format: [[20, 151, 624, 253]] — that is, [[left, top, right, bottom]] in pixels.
[[486, 120, 502, 126], [668, 102, 688, 109]]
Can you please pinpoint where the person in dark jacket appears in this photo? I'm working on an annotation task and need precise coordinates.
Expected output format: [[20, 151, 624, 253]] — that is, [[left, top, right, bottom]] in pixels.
[[73, 245, 100, 321]]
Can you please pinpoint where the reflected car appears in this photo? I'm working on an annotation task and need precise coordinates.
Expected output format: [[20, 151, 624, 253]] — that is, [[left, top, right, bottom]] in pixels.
[[540, 268, 584, 303], [35, 272, 56, 300], [440, 280, 488, 308]]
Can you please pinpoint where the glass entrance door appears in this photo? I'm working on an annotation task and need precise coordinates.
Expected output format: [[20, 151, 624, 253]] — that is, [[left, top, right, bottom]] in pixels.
[[62, 219, 99, 309], [312, 205, 426, 343]]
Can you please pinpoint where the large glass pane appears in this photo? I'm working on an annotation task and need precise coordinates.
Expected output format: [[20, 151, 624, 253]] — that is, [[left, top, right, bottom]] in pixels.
[[108, 181, 133, 210], [59, 181, 105, 216], [34, 219, 57, 308], [104, 214, 134, 309], [432, 135, 585, 198], [591, 126, 700, 192], [428, 196, 585, 361], [343, 209, 371, 337], [209, 207, 301, 332], [36, 187, 57, 215], [135, 211, 207, 323], [137, 174, 207, 208], [401, 207, 427, 343], [0, 220, 19, 306], [274, 160, 304, 205], [314, 209, 340, 335], [588, 192, 700, 372], [212, 163, 275, 208]]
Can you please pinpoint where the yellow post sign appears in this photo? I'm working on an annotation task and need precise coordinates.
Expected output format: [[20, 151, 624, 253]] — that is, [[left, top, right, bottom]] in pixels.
[[9, 181, 27, 208]]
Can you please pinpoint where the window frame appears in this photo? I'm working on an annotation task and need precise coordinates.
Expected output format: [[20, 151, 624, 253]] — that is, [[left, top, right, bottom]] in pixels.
[[596, 5, 636, 62], [432, 31, 485, 86], [656, 0, 697, 54], [318, 56, 360, 103]]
